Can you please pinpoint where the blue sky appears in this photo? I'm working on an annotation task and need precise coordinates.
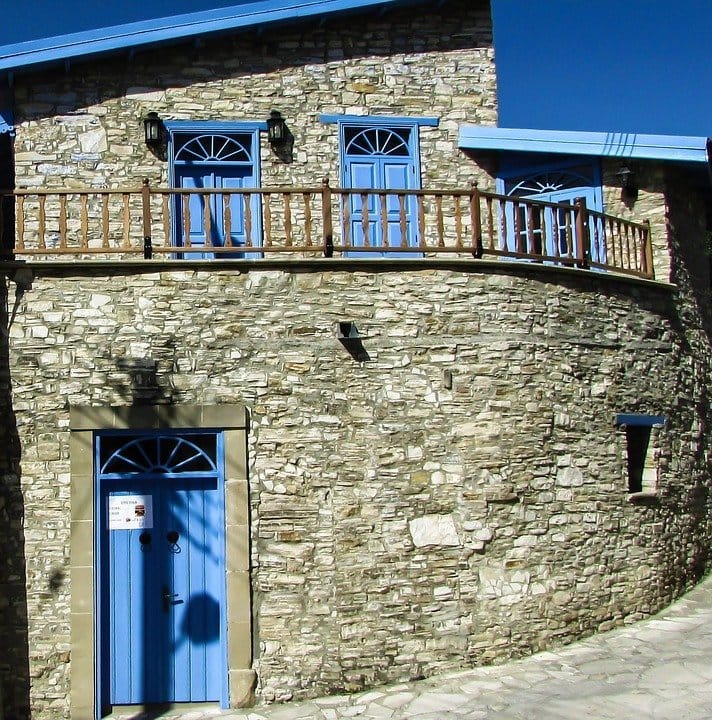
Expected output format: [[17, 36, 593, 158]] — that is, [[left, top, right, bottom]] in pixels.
[[492, 0, 712, 135], [2, 1, 711, 137]]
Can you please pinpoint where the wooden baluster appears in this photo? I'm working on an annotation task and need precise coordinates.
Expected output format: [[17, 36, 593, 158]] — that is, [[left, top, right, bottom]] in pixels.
[[498, 198, 507, 252], [564, 207, 573, 259], [379, 192, 388, 249], [513, 200, 523, 254], [454, 194, 463, 250], [624, 222, 631, 269], [417, 195, 425, 249], [342, 193, 351, 247], [264, 192, 273, 247], [284, 192, 292, 246], [102, 195, 110, 248], [204, 192, 212, 248], [162, 194, 170, 248], [223, 193, 232, 247], [243, 192, 252, 248], [470, 182, 482, 258], [182, 195, 191, 248], [321, 178, 333, 257], [526, 202, 535, 254], [436, 194, 444, 247], [16, 196, 25, 250], [607, 218, 616, 268], [398, 194, 407, 249], [38, 196, 46, 249], [60, 195, 68, 250], [361, 192, 369, 247], [141, 179, 152, 258], [485, 195, 494, 252], [552, 205, 560, 259], [643, 220, 654, 279], [80, 194, 89, 249], [304, 192, 313, 247], [122, 194, 130, 248], [574, 197, 589, 268]]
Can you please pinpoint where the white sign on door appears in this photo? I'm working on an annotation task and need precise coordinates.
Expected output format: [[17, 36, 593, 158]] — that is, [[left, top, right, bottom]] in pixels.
[[109, 494, 153, 530]]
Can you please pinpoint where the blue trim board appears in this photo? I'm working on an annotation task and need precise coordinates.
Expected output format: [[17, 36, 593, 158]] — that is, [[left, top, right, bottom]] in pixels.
[[0, 0, 407, 73], [459, 126, 711, 163], [615, 414, 667, 428], [320, 114, 439, 127], [164, 120, 268, 133]]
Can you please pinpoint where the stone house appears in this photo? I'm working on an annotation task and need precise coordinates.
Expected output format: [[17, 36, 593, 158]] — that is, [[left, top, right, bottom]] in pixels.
[[0, 0, 711, 718]]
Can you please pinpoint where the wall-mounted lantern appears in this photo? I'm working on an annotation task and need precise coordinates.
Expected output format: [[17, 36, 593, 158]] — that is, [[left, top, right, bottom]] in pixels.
[[143, 112, 163, 149], [618, 166, 638, 202], [267, 110, 288, 150]]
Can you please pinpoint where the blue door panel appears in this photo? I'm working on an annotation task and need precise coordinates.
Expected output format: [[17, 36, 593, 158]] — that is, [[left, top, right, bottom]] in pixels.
[[174, 161, 260, 258], [343, 125, 420, 257], [102, 467, 225, 708]]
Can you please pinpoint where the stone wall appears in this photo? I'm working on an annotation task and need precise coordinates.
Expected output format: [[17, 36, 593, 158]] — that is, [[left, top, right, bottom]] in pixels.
[[11, 0, 496, 194], [4, 253, 712, 717]]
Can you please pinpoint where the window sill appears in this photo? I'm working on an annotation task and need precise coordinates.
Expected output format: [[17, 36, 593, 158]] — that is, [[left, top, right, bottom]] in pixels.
[[627, 491, 660, 506]]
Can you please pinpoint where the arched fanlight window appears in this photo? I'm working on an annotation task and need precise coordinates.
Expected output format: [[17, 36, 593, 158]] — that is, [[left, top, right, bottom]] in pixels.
[[99, 434, 218, 476], [505, 166, 594, 196], [344, 127, 411, 157], [174, 133, 252, 163]]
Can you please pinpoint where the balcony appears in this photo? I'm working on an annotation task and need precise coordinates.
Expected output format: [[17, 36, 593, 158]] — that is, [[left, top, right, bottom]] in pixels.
[[0, 179, 654, 279]]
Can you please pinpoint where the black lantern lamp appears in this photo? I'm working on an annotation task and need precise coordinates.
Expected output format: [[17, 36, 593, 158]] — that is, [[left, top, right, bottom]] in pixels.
[[618, 166, 638, 202], [267, 110, 288, 150], [143, 112, 163, 148]]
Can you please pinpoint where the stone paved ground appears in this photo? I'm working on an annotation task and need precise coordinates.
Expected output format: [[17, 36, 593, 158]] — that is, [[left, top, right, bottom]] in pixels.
[[111, 572, 712, 720]]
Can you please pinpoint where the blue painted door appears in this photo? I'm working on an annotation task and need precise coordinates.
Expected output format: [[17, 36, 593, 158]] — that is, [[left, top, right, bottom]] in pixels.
[[515, 186, 600, 262], [99, 435, 225, 707], [175, 166, 259, 258], [343, 126, 419, 256]]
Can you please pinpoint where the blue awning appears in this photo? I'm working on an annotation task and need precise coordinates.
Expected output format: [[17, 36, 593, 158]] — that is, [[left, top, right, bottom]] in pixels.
[[459, 126, 711, 164]]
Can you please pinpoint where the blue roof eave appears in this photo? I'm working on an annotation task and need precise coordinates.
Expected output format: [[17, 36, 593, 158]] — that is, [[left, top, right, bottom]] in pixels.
[[0, 0, 407, 73], [458, 126, 711, 164]]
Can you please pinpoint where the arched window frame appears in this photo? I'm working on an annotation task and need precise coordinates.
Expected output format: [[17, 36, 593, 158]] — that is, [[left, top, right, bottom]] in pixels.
[[496, 155, 604, 212]]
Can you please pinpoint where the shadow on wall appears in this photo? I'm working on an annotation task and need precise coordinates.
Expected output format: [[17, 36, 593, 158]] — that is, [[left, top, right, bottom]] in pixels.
[[0, 272, 31, 719]]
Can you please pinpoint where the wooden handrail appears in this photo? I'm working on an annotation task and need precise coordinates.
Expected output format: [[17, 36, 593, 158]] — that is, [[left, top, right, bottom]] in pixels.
[[1, 181, 655, 279]]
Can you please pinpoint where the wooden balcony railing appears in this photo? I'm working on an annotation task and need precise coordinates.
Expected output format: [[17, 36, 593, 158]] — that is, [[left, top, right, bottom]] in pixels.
[[0, 179, 655, 279]]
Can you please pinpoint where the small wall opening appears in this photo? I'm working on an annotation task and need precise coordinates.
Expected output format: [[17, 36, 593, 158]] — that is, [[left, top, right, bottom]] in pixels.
[[615, 413, 666, 496]]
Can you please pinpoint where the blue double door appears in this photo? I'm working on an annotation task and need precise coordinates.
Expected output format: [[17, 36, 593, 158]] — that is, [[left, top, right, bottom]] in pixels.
[[342, 125, 419, 256], [102, 474, 225, 706], [175, 166, 259, 257]]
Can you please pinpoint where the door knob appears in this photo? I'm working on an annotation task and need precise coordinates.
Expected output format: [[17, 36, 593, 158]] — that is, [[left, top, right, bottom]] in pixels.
[[166, 530, 179, 544]]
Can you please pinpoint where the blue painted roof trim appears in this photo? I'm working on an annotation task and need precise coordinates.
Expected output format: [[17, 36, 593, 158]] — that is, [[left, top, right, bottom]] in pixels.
[[164, 120, 268, 132], [320, 114, 439, 126], [459, 126, 711, 163], [0, 0, 407, 73], [615, 414, 667, 428]]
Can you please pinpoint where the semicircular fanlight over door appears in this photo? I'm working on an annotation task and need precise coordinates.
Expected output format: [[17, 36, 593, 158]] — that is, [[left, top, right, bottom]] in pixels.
[[503, 163, 604, 263], [172, 131, 261, 258], [342, 125, 420, 257], [174, 134, 252, 163]]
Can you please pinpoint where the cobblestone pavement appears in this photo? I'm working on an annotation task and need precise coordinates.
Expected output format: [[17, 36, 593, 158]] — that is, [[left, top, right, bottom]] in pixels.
[[111, 572, 712, 720]]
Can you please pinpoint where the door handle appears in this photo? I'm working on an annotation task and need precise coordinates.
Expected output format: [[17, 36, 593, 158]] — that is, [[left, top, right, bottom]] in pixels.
[[162, 585, 179, 612]]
